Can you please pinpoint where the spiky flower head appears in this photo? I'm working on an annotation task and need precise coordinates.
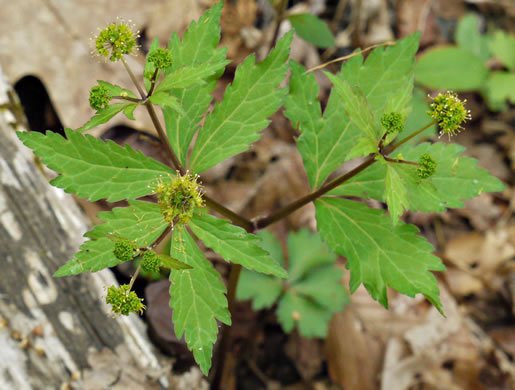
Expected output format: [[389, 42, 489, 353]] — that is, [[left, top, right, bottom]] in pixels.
[[155, 172, 204, 225], [113, 239, 137, 262], [93, 18, 139, 62], [141, 251, 161, 273], [105, 284, 146, 316], [417, 153, 437, 179], [147, 48, 173, 70], [89, 85, 112, 111], [381, 112, 405, 135], [428, 92, 471, 139]]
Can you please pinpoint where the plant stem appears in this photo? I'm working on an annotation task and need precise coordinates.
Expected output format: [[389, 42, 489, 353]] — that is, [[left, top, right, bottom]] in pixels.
[[389, 120, 437, 151], [383, 157, 419, 166], [204, 197, 253, 231], [121, 57, 146, 98], [150, 224, 174, 249], [128, 264, 142, 290], [111, 96, 142, 103], [148, 68, 160, 97], [268, 0, 288, 55]]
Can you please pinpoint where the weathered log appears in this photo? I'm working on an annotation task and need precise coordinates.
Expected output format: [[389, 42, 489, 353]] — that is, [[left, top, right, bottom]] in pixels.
[[0, 67, 168, 389]]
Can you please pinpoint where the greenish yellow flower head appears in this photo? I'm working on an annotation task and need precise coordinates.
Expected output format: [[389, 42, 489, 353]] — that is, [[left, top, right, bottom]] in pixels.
[[381, 112, 405, 135], [89, 85, 112, 110], [147, 48, 173, 70], [156, 172, 204, 225], [428, 92, 471, 139], [112, 239, 137, 262], [106, 284, 146, 315], [94, 19, 139, 62], [417, 153, 437, 179], [142, 251, 161, 273]]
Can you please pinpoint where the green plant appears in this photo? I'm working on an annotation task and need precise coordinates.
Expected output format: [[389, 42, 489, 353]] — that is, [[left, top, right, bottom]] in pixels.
[[17, 2, 504, 377], [415, 13, 515, 111]]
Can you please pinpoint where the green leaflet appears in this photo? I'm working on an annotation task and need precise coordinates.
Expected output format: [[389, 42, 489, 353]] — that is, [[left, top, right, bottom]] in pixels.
[[315, 197, 445, 311], [79, 102, 137, 132], [54, 238, 119, 277], [17, 129, 174, 202], [331, 142, 505, 212], [189, 31, 293, 173], [237, 230, 348, 338], [488, 30, 515, 71], [188, 214, 287, 277], [149, 92, 185, 115], [455, 13, 490, 62], [385, 164, 409, 225], [288, 13, 335, 48], [286, 34, 419, 189], [85, 201, 168, 247], [97, 80, 138, 99], [169, 228, 230, 374], [164, 2, 227, 166]]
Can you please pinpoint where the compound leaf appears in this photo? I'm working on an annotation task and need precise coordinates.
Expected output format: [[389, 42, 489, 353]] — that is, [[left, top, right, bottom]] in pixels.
[[332, 142, 505, 212], [169, 228, 230, 373], [85, 200, 168, 247], [17, 128, 174, 202], [189, 31, 292, 173], [188, 214, 287, 277], [385, 164, 410, 225], [316, 197, 445, 311], [155, 61, 229, 94], [165, 1, 227, 166], [80, 102, 135, 132]]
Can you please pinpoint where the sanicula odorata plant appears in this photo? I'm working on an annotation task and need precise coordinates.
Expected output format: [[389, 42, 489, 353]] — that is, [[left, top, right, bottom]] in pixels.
[[17, 2, 504, 376]]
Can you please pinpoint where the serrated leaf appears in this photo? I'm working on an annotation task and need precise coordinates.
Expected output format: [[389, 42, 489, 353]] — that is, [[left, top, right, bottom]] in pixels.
[[455, 13, 490, 62], [483, 71, 515, 111], [415, 47, 489, 90], [169, 228, 230, 368], [17, 128, 174, 202], [54, 238, 119, 277], [286, 34, 419, 189], [488, 30, 515, 71], [189, 31, 293, 173], [316, 197, 445, 311], [149, 92, 185, 115], [144, 38, 161, 92], [85, 200, 168, 246], [192, 344, 213, 376], [123, 103, 138, 120], [97, 80, 138, 99], [158, 253, 192, 270], [288, 13, 335, 48], [332, 142, 505, 212], [155, 61, 229, 94], [385, 164, 409, 225], [236, 271, 283, 310], [79, 103, 135, 132], [188, 214, 287, 277], [346, 136, 378, 160], [325, 73, 378, 139]]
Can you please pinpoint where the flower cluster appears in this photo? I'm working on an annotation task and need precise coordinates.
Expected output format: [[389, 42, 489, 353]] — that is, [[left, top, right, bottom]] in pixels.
[[417, 153, 437, 179], [89, 85, 112, 111], [155, 172, 204, 224], [94, 19, 139, 62], [105, 284, 146, 316], [142, 251, 161, 273], [380, 112, 404, 135], [113, 239, 138, 262], [428, 92, 471, 139], [147, 48, 173, 70]]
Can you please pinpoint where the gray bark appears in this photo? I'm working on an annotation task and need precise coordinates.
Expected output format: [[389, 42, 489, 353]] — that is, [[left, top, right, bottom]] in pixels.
[[0, 67, 168, 389]]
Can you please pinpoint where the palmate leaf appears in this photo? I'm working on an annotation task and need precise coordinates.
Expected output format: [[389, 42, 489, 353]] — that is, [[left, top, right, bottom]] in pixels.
[[331, 143, 505, 212], [85, 200, 168, 246], [169, 228, 230, 375], [17, 128, 174, 202], [316, 197, 445, 311], [188, 214, 287, 277], [385, 164, 410, 225], [164, 2, 227, 166], [189, 31, 293, 173], [285, 34, 419, 189]]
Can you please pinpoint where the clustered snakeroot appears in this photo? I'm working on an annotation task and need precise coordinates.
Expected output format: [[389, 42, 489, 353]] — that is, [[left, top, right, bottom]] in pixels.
[[147, 48, 173, 70], [89, 85, 112, 111], [94, 19, 139, 62], [381, 111, 405, 135], [428, 91, 471, 139], [417, 153, 437, 179], [112, 238, 138, 262], [106, 284, 146, 316], [141, 250, 161, 273], [155, 172, 205, 225]]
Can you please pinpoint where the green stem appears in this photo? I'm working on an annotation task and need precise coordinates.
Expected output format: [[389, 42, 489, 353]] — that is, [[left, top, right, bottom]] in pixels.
[[383, 156, 419, 166], [121, 57, 146, 98], [268, 0, 288, 55], [204, 197, 253, 231], [128, 264, 141, 290], [389, 120, 437, 151], [147, 68, 160, 97]]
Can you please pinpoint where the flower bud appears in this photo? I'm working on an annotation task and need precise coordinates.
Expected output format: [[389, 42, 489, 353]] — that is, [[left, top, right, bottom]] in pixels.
[[417, 153, 437, 179], [106, 284, 146, 316]]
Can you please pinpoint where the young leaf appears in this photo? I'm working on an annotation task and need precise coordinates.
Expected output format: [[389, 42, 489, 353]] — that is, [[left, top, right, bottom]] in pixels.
[[316, 197, 445, 311], [324, 74, 378, 140], [285, 34, 419, 189], [455, 13, 490, 62], [85, 200, 168, 246], [288, 13, 335, 48], [415, 47, 489, 90], [331, 143, 505, 212], [164, 1, 227, 166], [488, 30, 515, 71], [97, 80, 138, 99], [79, 102, 135, 132], [345, 136, 378, 161], [189, 31, 293, 173], [188, 214, 287, 277], [385, 164, 410, 225], [158, 253, 192, 270], [54, 238, 119, 277], [123, 104, 139, 120], [169, 228, 230, 373], [149, 92, 185, 115], [17, 128, 174, 202]]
